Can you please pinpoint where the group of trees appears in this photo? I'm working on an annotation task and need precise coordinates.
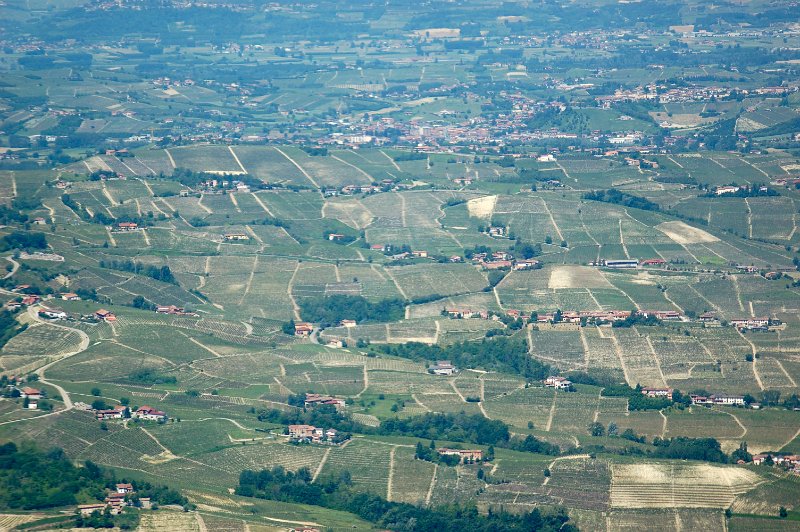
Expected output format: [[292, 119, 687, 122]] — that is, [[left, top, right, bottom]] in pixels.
[[298, 295, 405, 327], [0, 442, 187, 515], [236, 465, 574, 532], [98, 259, 176, 285], [377, 337, 553, 381], [257, 404, 357, 437], [1, 231, 47, 252]]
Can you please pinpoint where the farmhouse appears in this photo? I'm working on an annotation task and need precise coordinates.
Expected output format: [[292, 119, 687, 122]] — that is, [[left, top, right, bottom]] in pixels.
[[96, 405, 128, 420], [115, 222, 138, 231], [224, 233, 249, 241], [340, 319, 357, 327], [21, 295, 41, 306], [294, 322, 314, 336], [437, 448, 483, 463], [488, 226, 505, 237], [288, 424, 348, 444], [699, 312, 717, 322], [640, 258, 666, 266], [39, 306, 67, 319], [642, 310, 683, 321], [446, 308, 488, 320], [116, 483, 134, 494], [715, 186, 740, 196], [79, 504, 108, 516], [412, 250, 429, 258], [327, 233, 345, 241], [731, 317, 769, 330], [94, 309, 117, 322], [133, 406, 167, 421], [33, 217, 47, 225], [513, 259, 540, 270], [544, 376, 572, 389], [690, 394, 745, 406], [482, 259, 513, 270], [603, 259, 639, 269], [288, 424, 316, 440], [61, 292, 81, 301], [19, 387, 42, 400], [304, 393, 346, 409], [429, 360, 457, 376], [710, 394, 745, 406], [641, 387, 673, 398]]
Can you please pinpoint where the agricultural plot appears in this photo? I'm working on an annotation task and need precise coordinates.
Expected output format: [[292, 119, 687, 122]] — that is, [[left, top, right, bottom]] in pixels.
[[610, 462, 763, 509], [321, 439, 392, 496], [388, 446, 437, 504], [387, 263, 488, 301], [483, 386, 555, 430], [167, 145, 244, 174], [530, 329, 586, 368]]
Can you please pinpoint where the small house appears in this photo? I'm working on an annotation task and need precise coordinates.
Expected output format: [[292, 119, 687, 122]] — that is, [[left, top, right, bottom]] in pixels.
[[544, 376, 572, 390], [429, 361, 457, 376], [294, 322, 314, 336]]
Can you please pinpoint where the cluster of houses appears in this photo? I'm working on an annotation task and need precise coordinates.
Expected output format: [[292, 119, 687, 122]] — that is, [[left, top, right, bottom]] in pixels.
[[752, 454, 800, 473], [155, 305, 198, 317], [92, 404, 168, 422], [78, 483, 153, 516], [437, 448, 483, 463], [321, 181, 397, 197], [690, 393, 746, 407], [13, 386, 45, 409], [303, 393, 346, 410], [287, 424, 348, 445]]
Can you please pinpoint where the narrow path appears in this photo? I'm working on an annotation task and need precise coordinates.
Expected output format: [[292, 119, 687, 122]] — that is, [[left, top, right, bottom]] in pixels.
[[312, 447, 332, 482], [386, 446, 396, 501], [331, 154, 374, 182], [197, 195, 213, 214], [138, 178, 155, 197], [736, 328, 764, 390], [10, 171, 17, 197], [384, 268, 409, 300], [779, 424, 800, 452], [605, 329, 633, 387], [721, 410, 747, 439], [659, 410, 668, 438], [775, 359, 797, 387], [449, 380, 466, 402], [228, 146, 248, 174], [251, 192, 274, 215], [424, 464, 438, 506], [141, 229, 151, 246], [4, 256, 19, 279], [229, 192, 241, 212], [381, 150, 402, 171], [164, 148, 177, 169], [540, 197, 564, 242], [545, 391, 557, 432], [104, 227, 117, 247], [287, 262, 302, 320], [239, 255, 259, 304], [643, 335, 668, 387], [102, 183, 117, 205], [744, 198, 754, 239], [619, 219, 629, 258], [186, 336, 223, 357], [274, 147, 320, 188], [731, 275, 746, 313]]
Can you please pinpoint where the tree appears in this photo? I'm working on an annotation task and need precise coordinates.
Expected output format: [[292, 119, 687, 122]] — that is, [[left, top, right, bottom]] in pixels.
[[589, 422, 605, 437], [91, 387, 101, 397], [486, 445, 495, 461], [607, 422, 618, 436], [779, 507, 788, 518]]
